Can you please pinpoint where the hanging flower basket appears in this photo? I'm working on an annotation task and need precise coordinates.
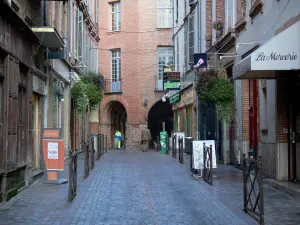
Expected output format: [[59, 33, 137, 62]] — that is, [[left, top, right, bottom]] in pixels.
[[214, 21, 224, 30], [196, 68, 234, 123], [71, 72, 103, 115]]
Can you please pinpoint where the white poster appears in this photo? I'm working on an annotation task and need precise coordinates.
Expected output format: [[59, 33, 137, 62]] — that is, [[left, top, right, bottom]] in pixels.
[[174, 132, 185, 149], [192, 140, 217, 169], [48, 142, 59, 159], [192, 141, 203, 169]]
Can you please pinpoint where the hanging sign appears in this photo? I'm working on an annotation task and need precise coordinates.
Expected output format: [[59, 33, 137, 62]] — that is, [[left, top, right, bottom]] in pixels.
[[193, 53, 208, 69], [192, 140, 217, 169]]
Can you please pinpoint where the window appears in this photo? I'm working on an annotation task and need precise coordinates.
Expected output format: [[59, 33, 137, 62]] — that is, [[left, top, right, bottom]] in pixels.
[[111, 49, 121, 82], [176, 37, 179, 71], [225, 0, 237, 32], [184, 22, 188, 71], [110, 2, 120, 31], [75, 9, 83, 61], [176, 0, 179, 22], [157, 47, 174, 80], [188, 15, 194, 64], [157, 0, 172, 28]]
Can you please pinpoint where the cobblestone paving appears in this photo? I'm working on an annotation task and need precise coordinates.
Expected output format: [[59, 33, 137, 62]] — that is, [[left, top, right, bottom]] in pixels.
[[199, 164, 300, 225], [0, 150, 256, 225]]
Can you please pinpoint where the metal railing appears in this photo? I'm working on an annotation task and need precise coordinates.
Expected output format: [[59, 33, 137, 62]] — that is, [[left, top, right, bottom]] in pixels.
[[68, 150, 78, 202], [243, 154, 264, 225], [178, 136, 184, 164], [172, 134, 177, 158], [97, 134, 105, 160], [203, 143, 213, 185], [104, 79, 122, 93], [89, 136, 95, 170], [83, 140, 90, 179], [166, 135, 169, 155]]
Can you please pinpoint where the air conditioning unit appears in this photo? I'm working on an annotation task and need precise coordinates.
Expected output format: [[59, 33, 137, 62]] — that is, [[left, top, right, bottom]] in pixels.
[[236, 150, 241, 164]]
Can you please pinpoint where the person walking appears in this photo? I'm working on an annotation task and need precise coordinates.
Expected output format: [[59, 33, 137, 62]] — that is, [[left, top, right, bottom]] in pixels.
[[141, 123, 151, 152], [115, 130, 122, 150]]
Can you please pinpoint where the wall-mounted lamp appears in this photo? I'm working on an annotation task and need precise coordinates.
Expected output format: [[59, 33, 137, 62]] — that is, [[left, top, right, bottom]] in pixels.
[[236, 42, 260, 49], [220, 55, 238, 60], [142, 95, 148, 107]]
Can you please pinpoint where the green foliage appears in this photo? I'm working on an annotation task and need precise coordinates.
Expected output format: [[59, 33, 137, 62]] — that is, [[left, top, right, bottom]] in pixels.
[[196, 68, 234, 123], [71, 72, 103, 114]]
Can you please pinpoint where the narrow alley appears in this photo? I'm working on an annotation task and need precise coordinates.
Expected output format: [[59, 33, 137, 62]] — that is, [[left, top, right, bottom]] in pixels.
[[0, 151, 255, 225]]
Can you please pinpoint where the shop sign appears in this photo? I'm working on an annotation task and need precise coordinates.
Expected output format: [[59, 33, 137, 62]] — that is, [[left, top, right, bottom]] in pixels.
[[169, 93, 180, 104], [173, 86, 194, 109], [163, 71, 181, 91], [33, 75, 45, 95], [193, 53, 207, 69]]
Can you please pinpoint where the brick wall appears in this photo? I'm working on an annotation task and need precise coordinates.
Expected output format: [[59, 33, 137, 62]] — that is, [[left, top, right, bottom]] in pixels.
[[99, 0, 172, 148], [206, 0, 212, 49]]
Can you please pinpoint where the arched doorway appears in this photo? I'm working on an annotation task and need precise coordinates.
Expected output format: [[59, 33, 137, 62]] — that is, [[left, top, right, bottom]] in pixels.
[[148, 100, 173, 147], [107, 101, 127, 148]]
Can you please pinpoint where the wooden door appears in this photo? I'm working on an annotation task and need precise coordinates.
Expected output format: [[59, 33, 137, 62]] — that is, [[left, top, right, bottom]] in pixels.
[[7, 56, 19, 172], [17, 86, 26, 165]]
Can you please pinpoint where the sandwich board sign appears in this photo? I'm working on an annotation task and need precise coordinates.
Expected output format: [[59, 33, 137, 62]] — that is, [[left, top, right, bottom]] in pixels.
[[192, 140, 217, 170], [41, 128, 67, 184]]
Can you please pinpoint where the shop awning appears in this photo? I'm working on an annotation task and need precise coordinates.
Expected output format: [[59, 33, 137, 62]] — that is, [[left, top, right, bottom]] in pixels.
[[233, 21, 300, 79], [31, 27, 65, 48]]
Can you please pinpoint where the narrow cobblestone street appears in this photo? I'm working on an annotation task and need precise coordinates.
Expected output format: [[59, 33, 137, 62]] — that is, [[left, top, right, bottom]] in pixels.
[[0, 150, 257, 225]]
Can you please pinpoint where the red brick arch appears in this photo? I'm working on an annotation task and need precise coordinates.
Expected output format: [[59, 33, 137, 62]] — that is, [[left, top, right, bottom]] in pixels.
[[100, 96, 129, 123]]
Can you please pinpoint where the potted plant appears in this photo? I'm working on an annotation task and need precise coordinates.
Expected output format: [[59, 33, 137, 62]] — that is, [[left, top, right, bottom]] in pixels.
[[214, 20, 224, 30]]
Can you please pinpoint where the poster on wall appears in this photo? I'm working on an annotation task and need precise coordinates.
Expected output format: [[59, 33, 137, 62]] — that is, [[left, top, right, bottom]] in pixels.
[[192, 140, 217, 169], [48, 142, 59, 159], [174, 132, 185, 149]]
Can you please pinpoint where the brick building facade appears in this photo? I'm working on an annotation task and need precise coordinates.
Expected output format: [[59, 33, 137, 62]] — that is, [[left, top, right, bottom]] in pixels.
[[98, 0, 173, 148], [233, 0, 300, 181]]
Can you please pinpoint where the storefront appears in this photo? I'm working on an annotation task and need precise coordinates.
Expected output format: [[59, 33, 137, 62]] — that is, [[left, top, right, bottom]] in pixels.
[[170, 84, 196, 139], [233, 21, 300, 181]]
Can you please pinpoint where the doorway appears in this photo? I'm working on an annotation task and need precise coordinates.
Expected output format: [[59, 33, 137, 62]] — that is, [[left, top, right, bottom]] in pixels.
[[148, 100, 173, 146], [32, 94, 40, 168], [288, 76, 300, 182]]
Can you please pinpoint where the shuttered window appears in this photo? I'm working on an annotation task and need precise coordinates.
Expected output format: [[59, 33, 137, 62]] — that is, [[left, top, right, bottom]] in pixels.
[[157, 0, 172, 28]]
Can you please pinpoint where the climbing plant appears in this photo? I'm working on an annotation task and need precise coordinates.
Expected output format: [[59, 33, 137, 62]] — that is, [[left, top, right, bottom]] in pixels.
[[196, 68, 234, 123], [71, 72, 103, 115]]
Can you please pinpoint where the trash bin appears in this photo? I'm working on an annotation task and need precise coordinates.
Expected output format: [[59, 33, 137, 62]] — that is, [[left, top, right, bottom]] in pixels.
[[160, 131, 168, 154], [185, 137, 193, 154]]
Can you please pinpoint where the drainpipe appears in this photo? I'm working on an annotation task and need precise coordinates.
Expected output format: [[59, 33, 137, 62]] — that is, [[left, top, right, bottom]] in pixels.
[[172, 0, 175, 70], [200, 0, 206, 52]]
